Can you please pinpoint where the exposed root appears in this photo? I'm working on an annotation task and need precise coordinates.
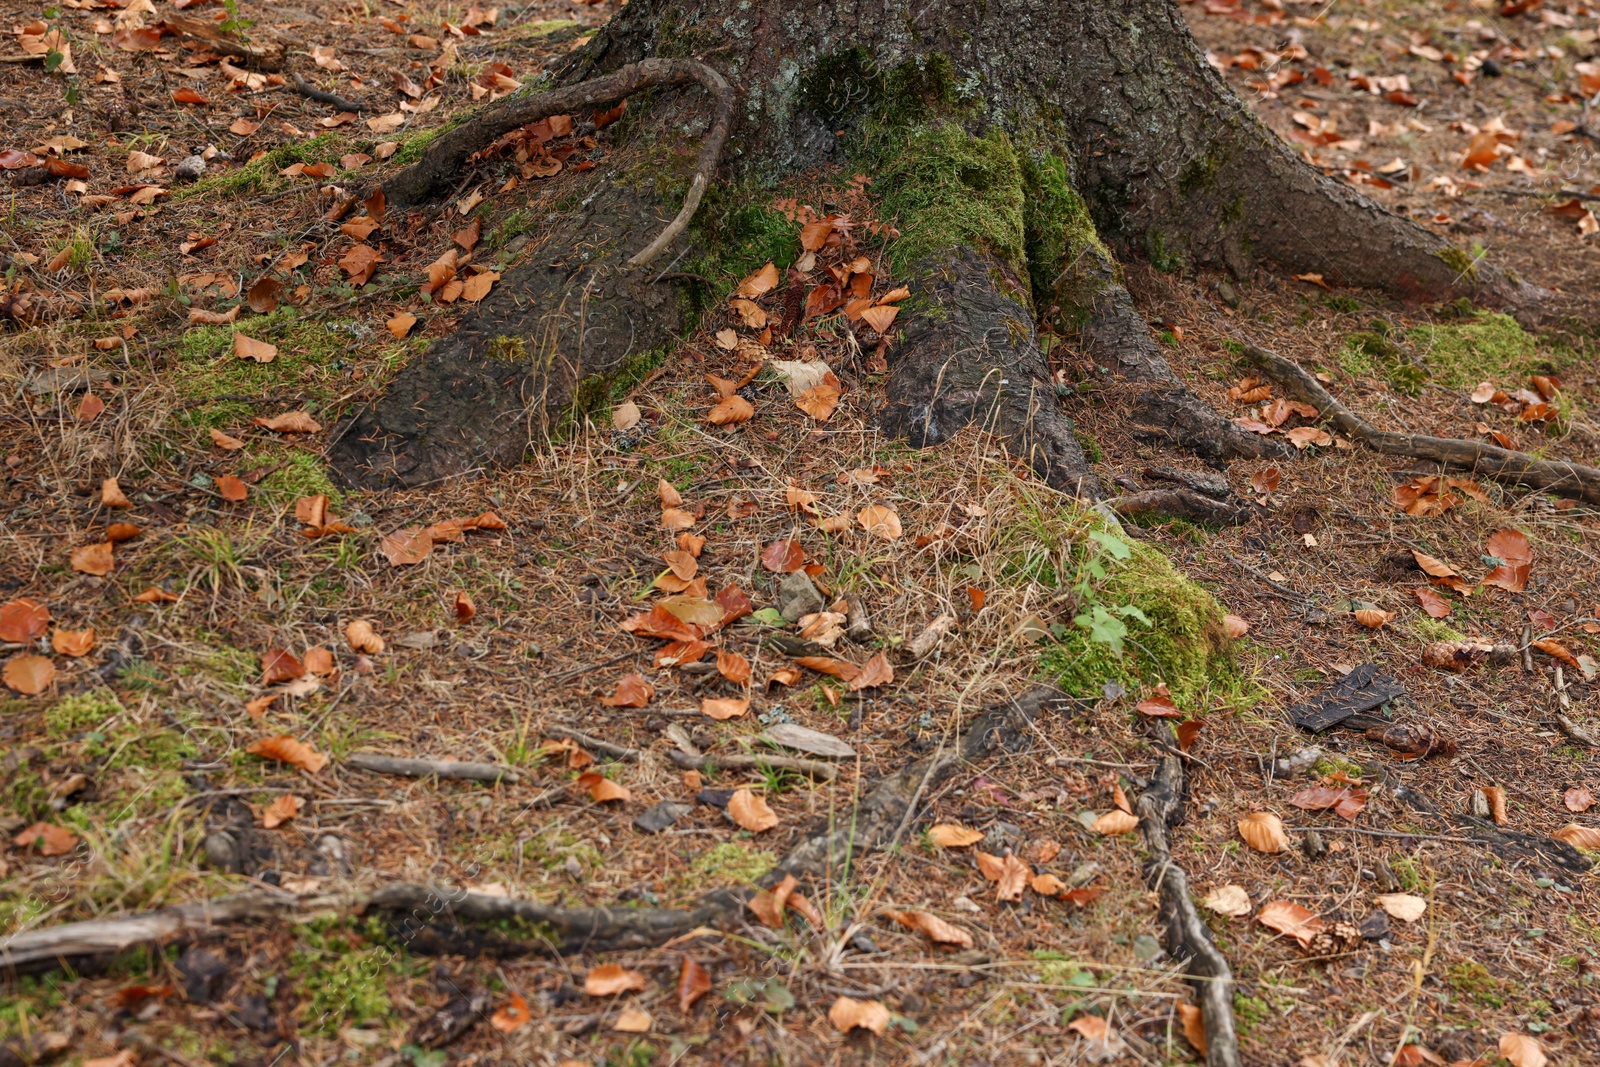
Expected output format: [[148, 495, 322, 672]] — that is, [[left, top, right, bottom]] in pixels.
[[666, 748, 839, 781], [1244, 342, 1600, 505], [1112, 488, 1252, 526], [1136, 757, 1242, 1067], [0, 689, 1074, 975], [291, 73, 365, 113], [380, 58, 732, 269]]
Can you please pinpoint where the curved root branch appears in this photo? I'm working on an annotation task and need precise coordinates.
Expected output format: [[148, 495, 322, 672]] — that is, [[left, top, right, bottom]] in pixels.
[[380, 58, 733, 269], [1112, 488, 1252, 526], [1137, 757, 1242, 1067], [1244, 342, 1600, 505]]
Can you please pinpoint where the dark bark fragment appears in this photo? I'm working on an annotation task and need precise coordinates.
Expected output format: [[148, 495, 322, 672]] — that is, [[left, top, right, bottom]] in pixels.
[[1112, 488, 1252, 526]]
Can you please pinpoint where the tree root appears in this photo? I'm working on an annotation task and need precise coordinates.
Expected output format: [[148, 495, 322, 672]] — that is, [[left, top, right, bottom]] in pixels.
[[1136, 756, 1242, 1067], [291, 74, 365, 113], [0, 689, 1075, 975], [1244, 342, 1600, 505], [1112, 488, 1252, 526], [379, 58, 731, 269]]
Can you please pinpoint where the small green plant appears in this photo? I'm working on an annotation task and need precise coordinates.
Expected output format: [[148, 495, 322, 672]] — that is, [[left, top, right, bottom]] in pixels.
[[219, 0, 254, 36], [1071, 529, 1151, 655]]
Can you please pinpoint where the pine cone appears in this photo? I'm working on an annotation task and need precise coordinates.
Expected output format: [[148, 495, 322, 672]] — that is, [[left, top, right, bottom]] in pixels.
[[1306, 920, 1362, 956], [1366, 723, 1458, 758]]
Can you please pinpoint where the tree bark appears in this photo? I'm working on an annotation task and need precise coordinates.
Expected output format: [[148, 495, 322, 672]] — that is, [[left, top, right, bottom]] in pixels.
[[332, 0, 1529, 491]]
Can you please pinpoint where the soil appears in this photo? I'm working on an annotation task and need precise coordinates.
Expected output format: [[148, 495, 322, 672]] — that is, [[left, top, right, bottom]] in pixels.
[[1, 1, 1600, 1066]]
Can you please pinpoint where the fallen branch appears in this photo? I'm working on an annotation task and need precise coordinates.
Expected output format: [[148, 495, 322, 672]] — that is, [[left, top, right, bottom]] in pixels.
[[1137, 757, 1242, 1067], [345, 753, 521, 783], [906, 613, 958, 660], [291, 74, 365, 114], [1112, 488, 1252, 526], [1244, 343, 1600, 505], [667, 748, 839, 781], [379, 58, 734, 269], [544, 725, 640, 760]]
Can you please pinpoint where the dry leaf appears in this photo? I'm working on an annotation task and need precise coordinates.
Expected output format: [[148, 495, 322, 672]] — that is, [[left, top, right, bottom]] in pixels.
[[1178, 1003, 1207, 1055], [857, 504, 902, 540], [612, 1008, 652, 1033], [1202, 884, 1252, 917], [612, 401, 642, 431], [1563, 787, 1595, 812], [728, 787, 778, 832], [735, 262, 780, 299], [12, 821, 77, 855], [599, 673, 654, 707], [847, 652, 894, 692], [1256, 900, 1324, 947], [246, 734, 329, 774], [1413, 587, 1452, 618], [761, 539, 805, 573], [453, 592, 476, 623], [1483, 528, 1533, 592], [210, 428, 246, 450], [261, 794, 303, 828], [1352, 608, 1392, 629], [1499, 1033, 1547, 1067], [829, 996, 890, 1036], [253, 411, 323, 433], [71, 542, 114, 576], [215, 474, 248, 502], [1091, 809, 1140, 835], [233, 333, 277, 363], [1222, 614, 1250, 639], [1238, 811, 1290, 852], [51, 629, 95, 657], [345, 619, 384, 654], [1067, 1015, 1112, 1043], [261, 648, 304, 685], [1375, 892, 1426, 922], [303, 647, 336, 678], [584, 963, 647, 997], [3, 654, 56, 695], [707, 395, 755, 425], [490, 992, 529, 1032], [928, 824, 984, 848], [387, 312, 418, 338], [886, 908, 973, 947], [380, 527, 433, 566], [1483, 785, 1509, 825], [461, 270, 500, 303], [101, 478, 131, 508], [715, 648, 752, 685], [1030, 873, 1065, 896], [578, 770, 630, 803], [1553, 823, 1600, 850], [0, 598, 50, 643], [678, 956, 712, 1012]]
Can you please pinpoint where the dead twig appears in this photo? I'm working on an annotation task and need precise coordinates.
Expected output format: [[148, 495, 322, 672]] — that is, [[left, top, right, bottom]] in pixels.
[[290, 74, 365, 113], [543, 725, 640, 760], [345, 753, 521, 784], [666, 748, 839, 781]]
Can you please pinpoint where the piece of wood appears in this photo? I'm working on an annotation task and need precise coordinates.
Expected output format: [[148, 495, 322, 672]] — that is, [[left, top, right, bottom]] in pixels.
[[666, 748, 838, 781], [345, 752, 520, 783], [1112, 488, 1252, 526], [543, 725, 640, 760], [906, 613, 957, 659], [1245, 343, 1600, 505]]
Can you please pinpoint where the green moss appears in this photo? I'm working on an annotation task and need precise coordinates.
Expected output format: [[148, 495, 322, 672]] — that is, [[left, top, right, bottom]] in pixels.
[[877, 124, 1027, 278], [1406, 616, 1466, 644], [1233, 994, 1270, 1037], [389, 117, 466, 169], [1406, 312, 1563, 391], [567, 346, 668, 429], [0, 975, 66, 1039], [684, 842, 776, 887], [171, 309, 364, 428], [290, 920, 406, 1034], [174, 134, 347, 200], [1340, 328, 1430, 395], [1447, 962, 1503, 1007], [1435, 245, 1478, 281], [257, 452, 343, 509], [488, 334, 529, 361], [799, 48, 960, 130], [45, 691, 122, 737], [1145, 229, 1185, 274], [1020, 153, 1109, 317]]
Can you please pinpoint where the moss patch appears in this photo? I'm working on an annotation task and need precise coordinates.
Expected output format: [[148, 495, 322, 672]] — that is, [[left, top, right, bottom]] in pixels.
[[1020, 153, 1110, 318], [290, 920, 409, 1034], [683, 842, 776, 887], [174, 134, 348, 200], [1406, 312, 1562, 391], [258, 452, 343, 509], [876, 124, 1027, 279], [45, 691, 122, 737]]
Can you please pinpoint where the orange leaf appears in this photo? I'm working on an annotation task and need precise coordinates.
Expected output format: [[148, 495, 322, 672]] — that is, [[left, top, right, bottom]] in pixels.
[[453, 591, 476, 623], [761, 539, 805, 573], [1090, 809, 1140, 835], [215, 474, 249, 502], [794, 655, 860, 682], [0, 598, 50, 643], [678, 956, 712, 1012], [106, 523, 141, 543], [828, 996, 890, 1036], [246, 734, 329, 773], [76, 394, 106, 421], [1564, 787, 1595, 812], [885, 908, 973, 947], [1413, 587, 1453, 618], [12, 821, 78, 855], [387, 312, 418, 338], [856, 504, 902, 540], [210, 428, 246, 450], [734, 262, 779, 299], [261, 794, 303, 828], [728, 787, 778, 832], [1353, 608, 1392, 629], [715, 648, 751, 685], [380, 527, 433, 566], [578, 770, 630, 803], [233, 333, 278, 363], [584, 963, 648, 997], [1136, 694, 1181, 718], [345, 619, 384, 654], [1067, 1015, 1111, 1043], [847, 651, 893, 692], [261, 648, 305, 685], [490, 992, 529, 1032], [253, 411, 323, 433], [707, 395, 755, 425], [928, 824, 984, 848], [1178, 1003, 1207, 1055], [1554, 823, 1600, 850], [71, 542, 114, 576], [131, 587, 179, 603], [1257, 899, 1324, 947], [461, 269, 500, 303], [701, 696, 750, 720], [51, 629, 95, 657], [599, 673, 655, 708], [101, 477, 131, 508], [3, 654, 56, 695], [1238, 811, 1289, 852], [303, 647, 336, 678]]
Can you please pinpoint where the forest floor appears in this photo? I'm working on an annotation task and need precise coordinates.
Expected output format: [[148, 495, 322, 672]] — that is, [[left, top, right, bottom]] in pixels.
[[3, 1, 1600, 1066]]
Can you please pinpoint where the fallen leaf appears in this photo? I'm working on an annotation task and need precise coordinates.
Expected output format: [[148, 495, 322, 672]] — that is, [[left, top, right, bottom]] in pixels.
[[387, 312, 418, 338], [210, 428, 246, 450], [584, 964, 648, 997], [1030, 873, 1065, 896], [253, 411, 323, 433], [1286, 426, 1333, 448], [1564, 787, 1595, 812], [1499, 1033, 1548, 1067], [612, 401, 641, 431], [1257, 900, 1324, 947], [233, 333, 277, 363], [12, 821, 77, 855], [380, 527, 433, 566], [1222, 614, 1250, 639], [847, 652, 893, 692], [701, 696, 750, 721], [0, 598, 50, 643], [215, 474, 248, 502], [1202, 884, 1252, 917], [3, 654, 55, 695], [829, 996, 890, 1035], [857, 504, 902, 540], [1091, 809, 1140, 835], [678, 956, 712, 1012], [1290, 785, 1368, 821], [761, 539, 805, 573], [1553, 823, 1600, 850], [1136, 694, 1182, 718], [490, 992, 529, 1032], [101, 478, 132, 508], [51, 629, 95, 657], [1178, 1003, 1207, 1055], [735, 262, 780, 299], [886, 908, 973, 947], [71, 542, 114, 576], [578, 770, 630, 803], [599, 673, 654, 708], [261, 794, 303, 828], [1238, 811, 1290, 852], [261, 649, 305, 685], [928, 824, 984, 848], [76, 394, 106, 422], [612, 1008, 652, 1033], [716, 649, 751, 685], [303, 647, 336, 678], [728, 787, 779, 832], [1067, 1015, 1112, 1043], [132, 588, 180, 603], [707, 395, 755, 425], [1375, 892, 1426, 922], [1533, 638, 1580, 670], [461, 270, 500, 303], [1483, 528, 1532, 592], [345, 619, 384, 654], [106, 524, 140, 544], [246, 734, 329, 773], [1413, 587, 1452, 618], [1353, 608, 1392, 629]]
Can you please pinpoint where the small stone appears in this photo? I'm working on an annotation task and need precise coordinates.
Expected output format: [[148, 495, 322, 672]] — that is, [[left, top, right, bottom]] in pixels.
[[633, 800, 693, 834], [776, 571, 824, 622], [1132, 934, 1164, 962], [849, 932, 882, 954], [177, 947, 230, 1004], [395, 630, 439, 650], [1359, 911, 1391, 941], [758, 723, 855, 758], [173, 155, 207, 182], [203, 830, 242, 873], [1470, 789, 1491, 818], [1215, 279, 1240, 308], [1067, 861, 1102, 888], [1302, 828, 1328, 859]]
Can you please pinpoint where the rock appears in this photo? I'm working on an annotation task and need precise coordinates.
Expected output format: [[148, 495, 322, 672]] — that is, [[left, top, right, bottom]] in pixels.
[[758, 723, 855, 759], [1066, 861, 1102, 888], [633, 800, 693, 834], [1215, 278, 1240, 308], [1359, 911, 1391, 941], [394, 630, 439, 650], [776, 571, 824, 622], [203, 830, 242, 873], [173, 155, 207, 182], [843, 595, 874, 641], [982, 821, 1025, 855], [234, 993, 277, 1034], [178, 947, 230, 1004], [24, 367, 112, 396], [1132, 934, 1164, 962], [1302, 828, 1328, 859]]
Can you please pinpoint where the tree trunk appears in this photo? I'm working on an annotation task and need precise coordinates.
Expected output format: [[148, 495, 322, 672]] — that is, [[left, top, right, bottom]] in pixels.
[[330, 0, 1528, 491]]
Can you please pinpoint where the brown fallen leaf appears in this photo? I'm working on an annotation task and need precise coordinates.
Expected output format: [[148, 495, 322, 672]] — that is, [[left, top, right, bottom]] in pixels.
[[584, 963, 648, 997], [261, 794, 303, 828], [261, 648, 305, 685], [847, 651, 893, 692], [885, 908, 973, 947], [387, 312, 418, 338], [101, 478, 132, 508], [233, 333, 277, 363], [1221, 614, 1250, 639], [927, 824, 984, 848], [1090, 809, 1140, 835], [1564, 787, 1595, 812], [678, 956, 712, 1012], [1067, 1015, 1112, 1043], [1238, 811, 1290, 852], [215, 474, 248, 502], [209, 428, 246, 450], [578, 770, 630, 803], [1483, 528, 1532, 592], [746, 872, 798, 928], [1353, 608, 1392, 629], [489, 992, 529, 1032], [707, 395, 755, 425], [828, 996, 889, 1036], [71, 542, 114, 576], [1413, 587, 1452, 618], [715, 648, 751, 685], [599, 673, 654, 708], [1553, 823, 1600, 850], [345, 619, 384, 654], [51, 629, 95, 657], [12, 821, 78, 856], [1375, 892, 1427, 922], [1483, 784, 1509, 825], [246, 734, 329, 773], [1256, 899, 1324, 947], [1290, 785, 1367, 821], [0, 598, 50, 643], [253, 411, 323, 433], [728, 787, 778, 832], [380, 527, 433, 566], [761, 539, 805, 573], [1177, 1003, 1207, 1055], [1499, 1033, 1548, 1067], [3, 654, 56, 695], [857, 504, 902, 540], [1533, 638, 1581, 669]]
